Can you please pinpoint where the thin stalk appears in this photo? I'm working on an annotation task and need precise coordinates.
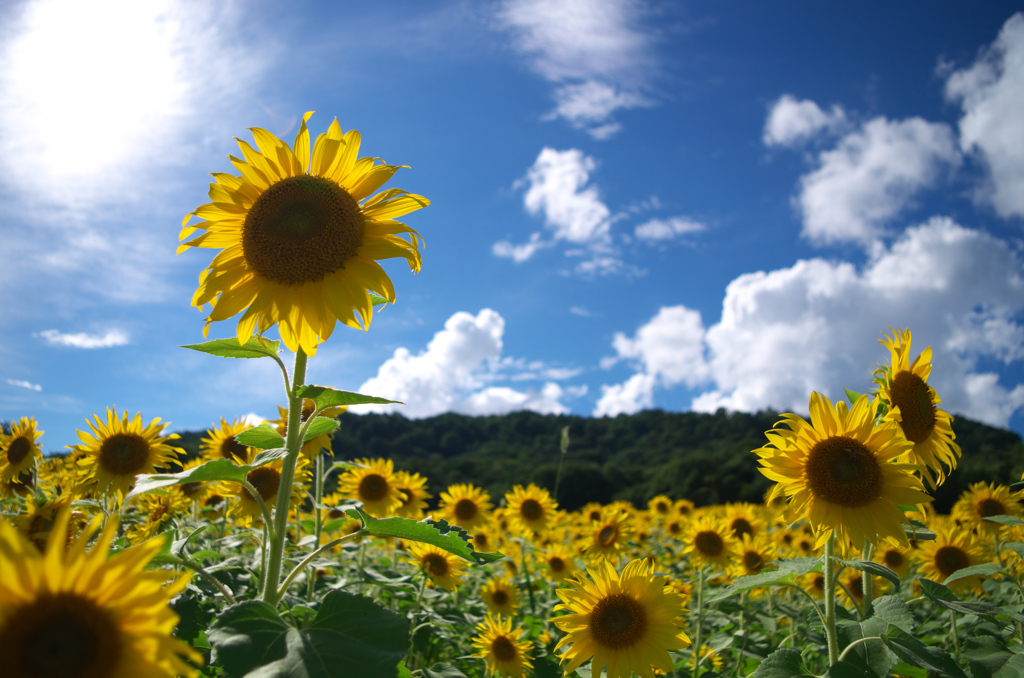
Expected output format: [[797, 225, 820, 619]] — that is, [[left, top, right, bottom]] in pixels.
[[823, 533, 840, 666], [262, 348, 308, 604], [306, 452, 325, 601], [521, 537, 537, 616], [238, 478, 275, 538], [949, 608, 960, 654], [733, 591, 748, 678], [170, 555, 238, 606], [692, 566, 705, 678], [277, 528, 369, 597], [861, 539, 874, 618], [838, 636, 883, 662]]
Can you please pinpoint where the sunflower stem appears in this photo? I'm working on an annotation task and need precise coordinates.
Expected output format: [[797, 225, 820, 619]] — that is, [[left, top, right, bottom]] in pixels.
[[823, 533, 840, 666], [949, 607, 960, 654], [692, 565, 705, 678], [262, 348, 308, 605], [521, 537, 537, 616], [861, 539, 874, 618], [306, 452, 325, 602]]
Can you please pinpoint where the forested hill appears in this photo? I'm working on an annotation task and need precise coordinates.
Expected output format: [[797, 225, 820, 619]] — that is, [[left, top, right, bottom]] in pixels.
[[174, 409, 1023, 514]]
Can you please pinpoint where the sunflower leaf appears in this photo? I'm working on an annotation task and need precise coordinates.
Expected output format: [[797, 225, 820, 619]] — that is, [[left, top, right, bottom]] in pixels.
[[235, 423, 286, 449], [180, 336, 280, 359], [943, 562, 1004, 585], [882, 626, 969, 678], [370, 293, 389, 307], [304, 416, 339, 441], [709, 556, 821, 602], [750, 647, 814, 678], [344, 506, 504, 564], [251, 447, 289, 467], [297, 384, 403, 409], [984, 515, 1024, 527], [127, 458, 250, 500], [839, 558, 902, 590], [171, 525, 209, 557], [917, 578, 1006, 621], [843, 388, 863, 405], [901, 519, 936, 541], [961, 635, 1024, 678]]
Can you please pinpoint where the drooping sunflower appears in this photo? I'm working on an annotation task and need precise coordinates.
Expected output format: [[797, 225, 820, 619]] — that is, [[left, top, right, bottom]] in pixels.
[[551, 558, 690, 678], [69, 407, 184, 500], [0, 510, 200, 678], [505, 484, 557, 535], [755, 393, 932, 548], [481, 576, 520, 616], [407, 542, 465, 590], [337, 457, 403, 517], [680, 513, 735, 570], [914, 524, 988, 594], [951, 481, 1020, 535], [392, 470, 431, 518], [439, 483, 493, 529], [873, 328, 961, 489], [471, 613, 534, 678], [178, 113, 428, 356], [199, 417, 253, 464], [0, 417, 43, 483]]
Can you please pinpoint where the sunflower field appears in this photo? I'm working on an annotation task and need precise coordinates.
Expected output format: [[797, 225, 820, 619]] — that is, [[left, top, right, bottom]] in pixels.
[[2, 115, 1024, 678]]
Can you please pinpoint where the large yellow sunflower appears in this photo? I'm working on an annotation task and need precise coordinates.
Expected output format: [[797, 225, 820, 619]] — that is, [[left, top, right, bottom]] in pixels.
[[0, 417, 43, 483], [0, 510, 199, 678], [951, 481, 1020, 535], [225, 453, 310, 525], [471, 613, 534, 678], [505, 483, 557, 535], [69, 408, 184, 501], [337, 457, 403, 517], [439, 483, 493, 529], [178, 113, 428, 356], [873, 328, 961, 489], [914, 523, 989, 594], [754, 393, 931, 548], [551, 558, 690, 678]]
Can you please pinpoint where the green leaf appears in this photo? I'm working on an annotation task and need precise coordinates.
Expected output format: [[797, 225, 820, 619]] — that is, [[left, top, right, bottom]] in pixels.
[[841, 559, 902, 591], [882, 626, 969, 678], [235, 423, 285, 450], [836, 617, 895, 678], [296, 384, 403, 409], [962, 636, 1024, 678], [709, 557, 821, 602], [750, 648, 813, 678], [901, 520, 936, 541], [1010, 481, 1024, 493], [421, 664, 469, 678], [984, 515, 1024, 527], [251, 447, 289, 467], [917, 578, 1006, 622], [171, 525, 208, 557], [827, 661, 873, 678], [181, 336, 280, 359], [844, 388, 864, 405], [888, 663, 927, 678], [304, 416, 339, 441], [208, 591, 409, 678], [1002, 541, 1024, 562], [943, 562, 1003, 585], [127, 458, 250, 500], [369, 293, 388, 307], [871, 595, 914, 634], [344, 506, 503, 565]]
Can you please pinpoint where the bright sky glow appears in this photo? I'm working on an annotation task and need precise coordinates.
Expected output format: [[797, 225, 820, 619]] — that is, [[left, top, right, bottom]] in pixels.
[[1, 0, 1022, 451]]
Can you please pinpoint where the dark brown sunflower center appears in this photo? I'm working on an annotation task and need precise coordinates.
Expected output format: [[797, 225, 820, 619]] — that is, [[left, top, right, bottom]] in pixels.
[[548, 556, 566, 573], [180, 481, 202, 498], [654, 501, 670, 514], [890, 371, 936, 443], [221, 437, 248, 462], [883, 549, 905, 570], [98, 433, 151, 476], [977, 497, 1008, 518], [424, 553, 449, 577], [490, 635, 518, 662], [742, 550, 765, 573], [588, 510, 601, 522], [473, 533, 490, 550], [805, 435, 882, 507], [148, 503, 171, 524], [934, 545, 970, 577], [0, 592, 121, 678], [520, 499, 544, 522], [798, 539, 814, 553], [242, 174, 364, 285], [6, 436, 32, 466], [694, 530, 724, 557], [454, 498, 479, 521], [847, 574, 864, 599], [597, 525, 618, 547], [589, 593, 648, 649], [491, 589, 509, 606], [730, 517, 754, 538], [205, 493, 225, 508], [358, 473, 388, 502], [244, 467, 281, 503], [811, 573, 825, 592], [667, 522, 682, 535]]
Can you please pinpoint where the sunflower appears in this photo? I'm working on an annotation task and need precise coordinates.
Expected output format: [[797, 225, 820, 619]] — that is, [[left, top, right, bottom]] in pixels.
[[914, 524, 988, 594], [175, 458, 217, 504], [680, 513, 734, 570], [538, 543, 577, 582], [472, 614, 534, 678], [551, 558, 690, 678], [873, 328, 961, 489], [126, 492, 191, 544], [755, 393, 931, 548], [199, 417, 253, 464], [582, 508, 634, 562], [69, 407, 184, 501], [837, 569, 876, 610], [0, 417, 43, 483], [392, 470, 431, 518], [337, 457, 402, 517], [724, 503, 766, 541], [952, 481, 1020, 535], [0, 510, 199, 678], [581, 502, 605, 523], [799, 572, 826, 599], [481, 576, 520, 616], [439, 483, 493, 529], [689, 644, 724, 672], [674, 499, 695, 517], [505, 484, 557, 535], [647, 495, 674, 522], [733, 533, 778, 579], [406, 542, 465, 590], [471, 526, 499, 554], [874, 542, 911, 582], [226, 454, 310, 525], [10, 494, 88, 553], [178, 113, 428, 356]]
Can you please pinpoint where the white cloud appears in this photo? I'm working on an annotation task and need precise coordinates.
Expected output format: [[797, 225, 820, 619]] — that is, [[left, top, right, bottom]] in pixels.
[[763, 95, 847, 147], [594, 373, 656, 417], [35, 329, 130, 349], [796, 116, 960, 245], [495, 0, 654, 137], [945, 13, 1024, 220], [353, 309, 570, 418], [6, 378, 41, 392], [493, 232, 551, 262], [634, 216, 706, 242]]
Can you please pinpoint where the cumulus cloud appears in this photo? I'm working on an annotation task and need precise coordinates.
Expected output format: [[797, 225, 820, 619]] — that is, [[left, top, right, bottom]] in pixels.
[[6, 378, 42, 392], [594, 373, 655, 417], [763, 95, 847, 147], [35, 329, 130, 349], [495, 0, 654, 137], [353, 309, 572, 418], [796, 116, 960, 245], [945, 13, 1024, 220], [634, 216, 706, 242]]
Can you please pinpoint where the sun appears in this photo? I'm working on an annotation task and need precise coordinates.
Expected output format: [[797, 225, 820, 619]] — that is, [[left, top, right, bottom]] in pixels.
[[471, 613, 534, 678], [178, 113, 428, 356], [550, 558, 690, 678]]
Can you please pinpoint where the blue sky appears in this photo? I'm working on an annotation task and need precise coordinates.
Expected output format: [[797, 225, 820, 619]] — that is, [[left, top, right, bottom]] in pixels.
[[2, 0, 1023, 452]]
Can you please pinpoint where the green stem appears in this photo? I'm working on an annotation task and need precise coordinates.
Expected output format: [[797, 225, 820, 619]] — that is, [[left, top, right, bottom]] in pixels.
[[861, 539, 874, 618], [169, 554, 238, 606], [823, 533, 840, 666], [306, 452, 325, 602], [238, 478, 275, 538], [277, 529, 369, 598], [261, 348, 308, 605], [838, 636, 883, 663], [692, 566, 705, 678], [522, 538, 537, 616], [949, 607, 960, 654]]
